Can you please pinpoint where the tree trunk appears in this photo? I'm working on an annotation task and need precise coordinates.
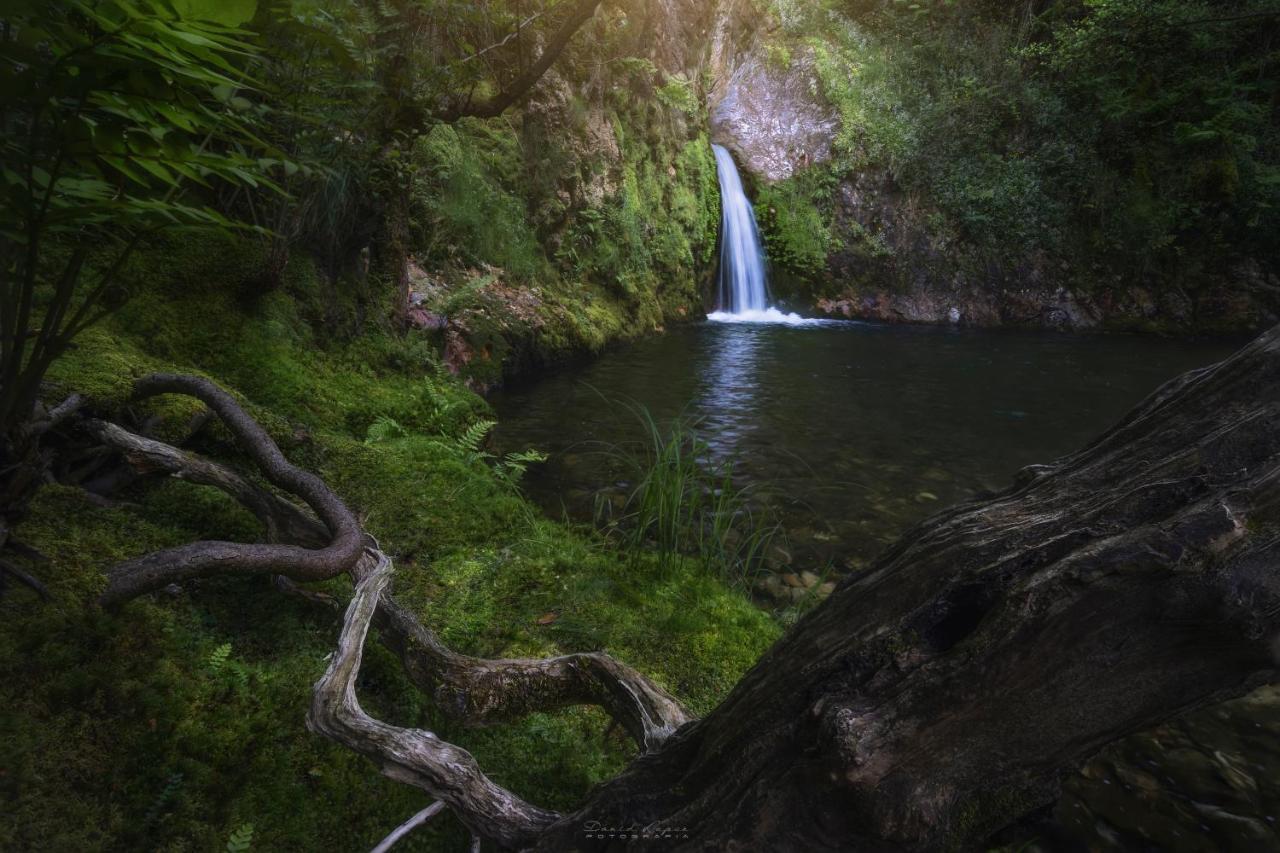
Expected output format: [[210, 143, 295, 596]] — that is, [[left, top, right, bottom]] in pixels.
[[531, 325, 1280, 851]]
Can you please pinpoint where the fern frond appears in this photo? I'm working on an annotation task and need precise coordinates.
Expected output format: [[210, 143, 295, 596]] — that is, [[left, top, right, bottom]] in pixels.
[[365, 415, 409, 445], [456, 419, 496, 454], [207, 643, 232, 673], [503, 449, 548, 465], [225, 822, 254, 852]]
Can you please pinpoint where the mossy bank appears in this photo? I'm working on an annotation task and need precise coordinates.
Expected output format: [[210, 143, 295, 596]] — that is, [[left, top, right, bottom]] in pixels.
[[0, 236, 778, 851]]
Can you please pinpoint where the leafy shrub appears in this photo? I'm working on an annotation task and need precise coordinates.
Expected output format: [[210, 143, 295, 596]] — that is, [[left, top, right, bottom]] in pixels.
[[413, 123, 546, 279]]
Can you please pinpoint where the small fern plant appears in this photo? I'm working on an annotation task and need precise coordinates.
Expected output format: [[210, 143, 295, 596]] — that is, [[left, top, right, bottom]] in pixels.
[[494, 449, 548, 488], [365, 415, 409, 445], [429, 419, 546, 489], [206, 643, 232, 673], [365, 408, 546, 491], [206, 643, 249, 688], [451, 418, 498, 461], [225, 823, 254, 852]]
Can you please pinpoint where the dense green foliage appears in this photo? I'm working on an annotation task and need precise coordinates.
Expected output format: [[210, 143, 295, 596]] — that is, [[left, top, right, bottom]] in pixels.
[[0, 2, 742, 849], [761, 0, 1279, 293]]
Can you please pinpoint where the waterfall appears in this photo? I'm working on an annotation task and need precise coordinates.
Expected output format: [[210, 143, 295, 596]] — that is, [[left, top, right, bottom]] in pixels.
[[712, 144, 768, 313], [708, 144, 808, 324]]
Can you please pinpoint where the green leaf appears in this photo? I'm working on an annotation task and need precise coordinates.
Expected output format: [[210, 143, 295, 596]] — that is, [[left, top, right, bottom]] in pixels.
[[133, 158, 179, 187], [172, 0, 257, 27]]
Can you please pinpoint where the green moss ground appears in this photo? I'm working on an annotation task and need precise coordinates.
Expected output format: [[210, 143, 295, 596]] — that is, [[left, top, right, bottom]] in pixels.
[[0, 236, 778, 851]]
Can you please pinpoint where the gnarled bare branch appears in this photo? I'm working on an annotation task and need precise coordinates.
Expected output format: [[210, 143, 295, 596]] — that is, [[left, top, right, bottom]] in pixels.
[[91, 421, 691, 747], [309, 550, 560, 849], [87, 419, 329, 549], [370, 800, 445, 853], [435, 0, 604, 122], [95, 374, 364, 607], [85, 374, 694, 846], [370, 587, 690, 751], [91, 394, 690, 750]]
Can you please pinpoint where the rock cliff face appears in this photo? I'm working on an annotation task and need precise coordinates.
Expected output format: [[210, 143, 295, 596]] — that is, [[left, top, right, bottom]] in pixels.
[[709, 48, 836, 182]]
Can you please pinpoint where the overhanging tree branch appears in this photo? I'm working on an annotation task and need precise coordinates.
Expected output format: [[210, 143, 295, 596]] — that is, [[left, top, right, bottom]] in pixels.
[[434, 0, 605, 122]]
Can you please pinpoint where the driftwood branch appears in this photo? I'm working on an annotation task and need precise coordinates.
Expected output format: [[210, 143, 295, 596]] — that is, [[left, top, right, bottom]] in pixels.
[[87, 419, 329, 549], [308, 550, 560, 849], [91, 386, 690, 752], [371, 588, 689, 751], [84, 373, 690, 845]]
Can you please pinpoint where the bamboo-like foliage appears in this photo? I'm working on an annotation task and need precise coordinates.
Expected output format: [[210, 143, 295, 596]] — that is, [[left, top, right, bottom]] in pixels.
[[0, 0, 277, 454]]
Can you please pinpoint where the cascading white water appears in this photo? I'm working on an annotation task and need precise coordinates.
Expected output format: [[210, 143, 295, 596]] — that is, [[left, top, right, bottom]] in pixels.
[[712, 143, 768, 313], [708, 144, 810, 324]]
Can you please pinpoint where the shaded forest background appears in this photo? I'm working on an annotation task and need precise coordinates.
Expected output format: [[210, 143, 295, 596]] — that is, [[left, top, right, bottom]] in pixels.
[[0, 0, 1277, 850]]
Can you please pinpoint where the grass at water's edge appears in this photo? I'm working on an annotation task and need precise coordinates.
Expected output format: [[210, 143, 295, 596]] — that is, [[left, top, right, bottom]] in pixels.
[[0, 238, 779, 852]]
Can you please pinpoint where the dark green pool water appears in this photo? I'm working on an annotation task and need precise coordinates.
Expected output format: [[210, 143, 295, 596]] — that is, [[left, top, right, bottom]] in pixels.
[[492, 320, 1241, 571]]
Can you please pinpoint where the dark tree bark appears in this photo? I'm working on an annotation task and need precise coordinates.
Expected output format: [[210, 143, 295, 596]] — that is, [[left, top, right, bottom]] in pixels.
[[530, 325, 1280, 851]]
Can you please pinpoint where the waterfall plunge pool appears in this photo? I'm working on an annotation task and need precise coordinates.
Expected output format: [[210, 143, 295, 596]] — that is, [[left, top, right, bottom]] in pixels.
[[491, 320, 1241, 572]]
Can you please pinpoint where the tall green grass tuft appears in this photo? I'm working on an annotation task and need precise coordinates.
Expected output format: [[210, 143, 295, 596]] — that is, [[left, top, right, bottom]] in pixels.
[[599, 404, 782, 587]]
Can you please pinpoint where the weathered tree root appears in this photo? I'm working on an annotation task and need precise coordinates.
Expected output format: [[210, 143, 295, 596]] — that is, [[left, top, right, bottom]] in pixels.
[[90, 373, 691, 846], [86, 419, 330, 550], [95, 374, 364, 606], [91, 400, 690, 750], [369, 587, 689, 751], [309, 550, 561, 848]]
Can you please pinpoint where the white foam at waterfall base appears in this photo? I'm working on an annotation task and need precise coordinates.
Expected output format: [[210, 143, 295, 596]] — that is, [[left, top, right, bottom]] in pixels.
[[706, 307, 821, 326]]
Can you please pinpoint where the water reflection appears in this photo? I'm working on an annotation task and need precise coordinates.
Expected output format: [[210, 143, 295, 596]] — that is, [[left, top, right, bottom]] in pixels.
[[491, 322, 1237, 569], [695, 325, 763, 461]]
